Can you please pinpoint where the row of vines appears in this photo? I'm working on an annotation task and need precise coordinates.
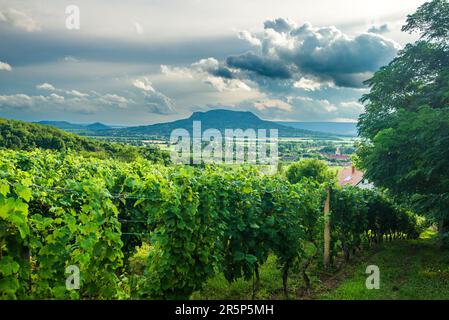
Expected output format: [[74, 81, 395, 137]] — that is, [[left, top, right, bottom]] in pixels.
[[0, 149, 424, 299]]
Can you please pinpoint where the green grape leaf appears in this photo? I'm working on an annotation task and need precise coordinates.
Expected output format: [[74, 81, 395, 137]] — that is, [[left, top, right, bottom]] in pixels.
[[15, 185, 32, 202]]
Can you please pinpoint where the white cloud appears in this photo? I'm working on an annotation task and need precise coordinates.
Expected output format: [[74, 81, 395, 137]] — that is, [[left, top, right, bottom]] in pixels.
[[133, 77, 176, 114], [253, 99, 292, 112], [236, 30, 261, 46], [229, 94, 362, 122], [36, 83, 56, 91], [132, 77, 155, 92], [204, 76, 251, 92], [160, 65, 193, 78], [191, 57, 220, 72], [37, 83, 90, 98], [0, 61, 12, 71], [98, 94, 129, 108], [2, 82, 134, 114], [144, 91, 176, 114], [280, 97, 364, 121], [66, 90, 89, 98], [321, 100, 338, 112], [293, 78, 323, 91], [0, 94, 34, 108], [0, 8, 40, 32], [49, 93, 65, 103], [161, 58, 253, 92]]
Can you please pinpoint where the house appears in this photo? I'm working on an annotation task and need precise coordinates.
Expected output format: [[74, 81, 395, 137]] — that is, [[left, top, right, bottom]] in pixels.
[[338, 165, 374, 189]]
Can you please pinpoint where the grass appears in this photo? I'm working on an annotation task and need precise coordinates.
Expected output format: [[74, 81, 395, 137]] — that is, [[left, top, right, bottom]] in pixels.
[[319, 230, 449, 300], [192, 229, 449, 300], [191, 255, 323, 300], [191, 255, 300, 300]]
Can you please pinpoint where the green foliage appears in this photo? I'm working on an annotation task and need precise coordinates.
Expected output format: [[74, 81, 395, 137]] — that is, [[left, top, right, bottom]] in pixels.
[[285, 159, 337, 185], [0, 118, 171, 164], [139, 145, 172, 165], [0, 148, 422, 299], [330, 187, 423, 262], [402, 0, 449, 43], [0, 179, 30, 299], [0, 150, 125, 299], [357, 0, 449, 245]]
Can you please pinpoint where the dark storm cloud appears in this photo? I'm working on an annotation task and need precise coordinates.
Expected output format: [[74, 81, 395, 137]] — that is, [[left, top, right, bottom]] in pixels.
[[210, 66, 235, 79], [190, 58, 238, 80], [292, 32, 399, 74], [226, 52, 292, 79], [330, 73, 373, 88], [222, 19, 400, 88]]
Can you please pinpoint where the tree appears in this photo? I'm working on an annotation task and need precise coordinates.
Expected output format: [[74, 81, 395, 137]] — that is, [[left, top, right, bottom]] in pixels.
[[357, 0, 449, 247], [285, 158, 336, 185], [402, 0, 449, 43], [139, 145, 172, 165]]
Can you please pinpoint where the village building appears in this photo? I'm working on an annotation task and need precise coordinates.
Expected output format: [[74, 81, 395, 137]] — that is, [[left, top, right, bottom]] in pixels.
[[338, 166, 374, 189]]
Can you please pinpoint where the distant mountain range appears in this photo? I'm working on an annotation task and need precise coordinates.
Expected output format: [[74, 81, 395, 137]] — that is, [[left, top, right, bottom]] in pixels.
[[277, 122, 358, 136], [36, 110, 356, 138], [93, 110, 333, 138], [36, 121, 111, 131]]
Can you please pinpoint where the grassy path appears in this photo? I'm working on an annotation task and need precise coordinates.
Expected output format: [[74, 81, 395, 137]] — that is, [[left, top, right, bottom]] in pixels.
[[191, 230, 449, 300], [318, 236, 449, 300]]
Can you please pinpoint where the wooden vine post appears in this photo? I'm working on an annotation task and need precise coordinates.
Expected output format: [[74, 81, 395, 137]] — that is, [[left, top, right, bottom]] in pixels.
[[323, 187, 331, 268]]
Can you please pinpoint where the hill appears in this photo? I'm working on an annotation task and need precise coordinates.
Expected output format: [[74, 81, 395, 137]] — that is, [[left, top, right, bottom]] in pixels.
[[277, 122, 358, 136], [36, 121, 85, 130], [86, 122, 110, 130], [35, 121, 111, 131], [0, 118, 170, 164], [1, 118, 121, 153], [96, 109, 334, 138]]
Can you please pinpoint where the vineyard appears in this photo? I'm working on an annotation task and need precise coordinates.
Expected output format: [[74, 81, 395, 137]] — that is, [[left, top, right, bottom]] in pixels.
[[1, 0, 448, 304], [0, 149, 424, 299]]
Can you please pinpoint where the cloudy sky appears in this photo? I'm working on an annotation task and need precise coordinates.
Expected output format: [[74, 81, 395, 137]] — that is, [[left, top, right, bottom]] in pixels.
[[0, 0, 427, 125]]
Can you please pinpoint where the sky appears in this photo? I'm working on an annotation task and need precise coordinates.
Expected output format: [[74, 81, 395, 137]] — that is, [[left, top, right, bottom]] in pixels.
[[0, 0, 428, 125]]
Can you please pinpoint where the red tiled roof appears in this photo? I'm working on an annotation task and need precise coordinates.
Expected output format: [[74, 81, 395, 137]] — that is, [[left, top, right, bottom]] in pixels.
[[338, 166, 364, 187]]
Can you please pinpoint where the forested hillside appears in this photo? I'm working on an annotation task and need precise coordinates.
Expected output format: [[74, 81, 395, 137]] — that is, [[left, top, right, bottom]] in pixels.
[[0, 118, 170, 164]]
